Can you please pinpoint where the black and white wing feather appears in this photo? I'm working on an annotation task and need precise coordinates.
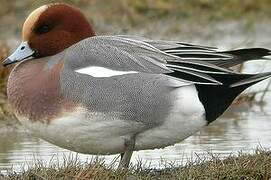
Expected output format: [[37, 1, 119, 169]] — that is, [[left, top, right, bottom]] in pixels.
[[116, 35, 271, 68], [66, 36, 237, 85]]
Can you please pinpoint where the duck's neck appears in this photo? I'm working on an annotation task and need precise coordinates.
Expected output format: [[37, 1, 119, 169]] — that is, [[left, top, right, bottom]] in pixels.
[[7, 57, 74, 123]]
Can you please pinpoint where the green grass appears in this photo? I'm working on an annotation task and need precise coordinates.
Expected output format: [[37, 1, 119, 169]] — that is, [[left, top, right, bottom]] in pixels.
[[2, 149, 271, 179]]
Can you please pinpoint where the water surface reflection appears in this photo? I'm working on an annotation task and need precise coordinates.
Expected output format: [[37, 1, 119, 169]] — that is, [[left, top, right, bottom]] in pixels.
[[0, 98, 271, 173]]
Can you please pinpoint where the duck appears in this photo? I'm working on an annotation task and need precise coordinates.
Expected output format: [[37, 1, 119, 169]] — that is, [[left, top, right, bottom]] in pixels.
[[2, 3, 271, 169]]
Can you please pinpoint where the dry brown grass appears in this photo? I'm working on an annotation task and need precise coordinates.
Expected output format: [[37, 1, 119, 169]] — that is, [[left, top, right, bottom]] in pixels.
[[0, 43, 10, 79], [2, 149, 271, 180], [1, 0, 271, 31], [0, 43, 14, 121]]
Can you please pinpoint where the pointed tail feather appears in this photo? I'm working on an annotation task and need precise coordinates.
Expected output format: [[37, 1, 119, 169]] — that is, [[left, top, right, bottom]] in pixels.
[[223, 48, 271, 61], [230, 71, 271, 88], [215, 48, 271, 68]]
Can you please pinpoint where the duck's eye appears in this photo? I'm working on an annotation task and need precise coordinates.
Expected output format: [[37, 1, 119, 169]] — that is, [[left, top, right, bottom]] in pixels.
[[36, 24, 52, 34]]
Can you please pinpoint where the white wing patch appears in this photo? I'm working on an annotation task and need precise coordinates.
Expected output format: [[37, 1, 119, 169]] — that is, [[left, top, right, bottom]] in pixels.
[[75, 66, 139, 77]]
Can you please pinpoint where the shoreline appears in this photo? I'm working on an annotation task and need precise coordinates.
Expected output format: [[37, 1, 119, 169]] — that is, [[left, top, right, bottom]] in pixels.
[[1, 149, 270, 179]]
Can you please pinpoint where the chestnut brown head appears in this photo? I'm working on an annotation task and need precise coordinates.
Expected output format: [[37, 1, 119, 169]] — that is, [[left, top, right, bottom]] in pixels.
[[3, 3, 95, 66]]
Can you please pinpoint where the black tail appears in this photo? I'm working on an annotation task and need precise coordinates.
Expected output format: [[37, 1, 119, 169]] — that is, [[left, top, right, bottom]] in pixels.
[[196, 71, 271, 124], [230, 71, 271, 87], [215, 48, 271, 68]]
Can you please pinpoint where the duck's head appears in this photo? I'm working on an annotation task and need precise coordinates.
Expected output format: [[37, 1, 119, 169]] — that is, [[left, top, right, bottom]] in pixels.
[[3, 3, 95, 66]]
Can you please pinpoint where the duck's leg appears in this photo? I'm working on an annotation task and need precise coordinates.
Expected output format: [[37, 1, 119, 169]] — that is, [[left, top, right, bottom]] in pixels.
[[118, 135, 136, 169]]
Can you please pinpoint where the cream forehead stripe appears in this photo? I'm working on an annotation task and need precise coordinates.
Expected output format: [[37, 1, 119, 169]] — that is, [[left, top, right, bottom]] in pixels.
[[22, 5, 48, 41], [75, 66, 139, 77]]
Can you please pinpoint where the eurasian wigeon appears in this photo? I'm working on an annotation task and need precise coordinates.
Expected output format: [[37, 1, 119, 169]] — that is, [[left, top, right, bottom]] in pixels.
[[3, 3, 271, 168]]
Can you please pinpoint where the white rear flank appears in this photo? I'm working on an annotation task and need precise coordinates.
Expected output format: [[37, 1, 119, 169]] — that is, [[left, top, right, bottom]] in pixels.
[[135, 85, 206, 150], [75, 66, 139, 77], [16, 85, 206, 154]]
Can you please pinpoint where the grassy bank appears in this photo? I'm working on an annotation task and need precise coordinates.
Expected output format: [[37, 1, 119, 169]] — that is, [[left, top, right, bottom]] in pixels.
[[2, 149, 271, 179], [1, 0, 271, 39], [1, 0, 271, 22]]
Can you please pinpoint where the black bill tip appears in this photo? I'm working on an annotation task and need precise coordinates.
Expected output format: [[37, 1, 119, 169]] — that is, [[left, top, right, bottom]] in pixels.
[[2, 58, 16, 67]]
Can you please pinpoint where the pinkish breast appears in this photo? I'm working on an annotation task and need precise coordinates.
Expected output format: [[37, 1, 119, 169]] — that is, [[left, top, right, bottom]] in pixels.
[[7, 59, 75, 123]]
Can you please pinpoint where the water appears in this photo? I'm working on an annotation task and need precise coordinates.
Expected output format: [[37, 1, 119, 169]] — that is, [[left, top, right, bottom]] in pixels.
[[0, 99, 271, 173], [0, 18, 271, 173]]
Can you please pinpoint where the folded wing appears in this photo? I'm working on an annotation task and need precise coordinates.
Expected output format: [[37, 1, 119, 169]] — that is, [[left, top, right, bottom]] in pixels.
[[116, 35, 271, 68], [66, 36, 237, 85]]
